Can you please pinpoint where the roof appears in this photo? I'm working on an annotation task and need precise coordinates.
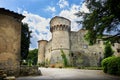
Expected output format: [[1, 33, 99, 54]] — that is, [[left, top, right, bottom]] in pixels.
[[50, 16, 71, 24], [0, 8, 25, 21]]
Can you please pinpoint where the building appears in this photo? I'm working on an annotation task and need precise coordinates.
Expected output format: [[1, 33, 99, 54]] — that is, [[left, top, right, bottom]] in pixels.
[[38, 16, 120, 67], [0, 8, 24, 76]]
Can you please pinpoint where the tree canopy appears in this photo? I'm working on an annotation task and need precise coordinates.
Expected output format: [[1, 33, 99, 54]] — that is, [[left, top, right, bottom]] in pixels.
[[27, 49, 38, 65], [76, 0, 120, 45], [21, 23, 32, 60]]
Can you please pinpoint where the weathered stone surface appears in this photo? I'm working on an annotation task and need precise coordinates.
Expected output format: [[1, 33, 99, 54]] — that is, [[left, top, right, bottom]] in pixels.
[[20, 65, 42, 76], [0, 8, 24, 76], [38, 16, 120, 67]]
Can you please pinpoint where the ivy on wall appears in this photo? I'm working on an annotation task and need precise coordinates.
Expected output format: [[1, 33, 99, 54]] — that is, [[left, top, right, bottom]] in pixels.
[[61, 49, 68, 67]]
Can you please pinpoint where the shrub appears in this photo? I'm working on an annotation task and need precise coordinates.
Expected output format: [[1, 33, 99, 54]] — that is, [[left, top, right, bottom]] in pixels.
[[101, 56, 120, 75], [107, 57, 120, 75], [101, 56, 115, 73], [103, 41, 114, 59]]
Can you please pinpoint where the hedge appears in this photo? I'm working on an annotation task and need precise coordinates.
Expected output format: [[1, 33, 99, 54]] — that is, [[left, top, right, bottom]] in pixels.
[[101, 56, 120, 75]]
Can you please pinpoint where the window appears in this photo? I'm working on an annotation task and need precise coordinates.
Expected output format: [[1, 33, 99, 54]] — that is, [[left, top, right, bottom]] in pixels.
[[97, 40, 101, 44], [99, 52, 101, 54], [83, 44, 88, 49], [117, 49, 120, 53]]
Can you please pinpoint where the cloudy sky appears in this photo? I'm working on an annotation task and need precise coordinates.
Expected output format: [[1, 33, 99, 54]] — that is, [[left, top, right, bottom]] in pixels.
[[0, 0, 89, 50]]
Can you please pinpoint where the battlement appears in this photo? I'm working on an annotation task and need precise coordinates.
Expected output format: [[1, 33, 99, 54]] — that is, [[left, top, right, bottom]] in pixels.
[[50, 16, 71, 32]]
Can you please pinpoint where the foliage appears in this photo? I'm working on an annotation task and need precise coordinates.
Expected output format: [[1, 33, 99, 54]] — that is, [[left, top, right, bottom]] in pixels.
[[38, 62, 45, 67], [101, 56, 120, 75], [61, 50, 68, 67], [103, 41, 114, 58], [27, 49, 38, 65], [101, 56, 115, 73], [45, 58, 50, 67], [77, 66, 102, 70], [76, 0, 120, 44], [21, 23, 32, 60]]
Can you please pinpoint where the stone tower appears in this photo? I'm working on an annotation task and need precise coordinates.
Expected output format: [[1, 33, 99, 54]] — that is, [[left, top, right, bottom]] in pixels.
[[38, 40, 47, 64], [50, 16, 71, 65]]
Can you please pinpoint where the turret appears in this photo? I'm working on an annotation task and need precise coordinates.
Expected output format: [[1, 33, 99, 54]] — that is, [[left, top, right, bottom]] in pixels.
[[37, 40, 47, 65], [50, 16, 71, 65]]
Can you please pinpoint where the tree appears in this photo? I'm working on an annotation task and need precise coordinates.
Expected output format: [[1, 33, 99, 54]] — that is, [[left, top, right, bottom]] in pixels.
[[27, 49, 38, 65], [76, 0, 120, 45], [21, 23, 32, 60], [104, 41, 114, 58]]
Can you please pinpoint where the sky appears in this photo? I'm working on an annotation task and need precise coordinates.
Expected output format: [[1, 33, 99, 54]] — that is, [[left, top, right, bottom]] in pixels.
[[0, 0, 89, 50]]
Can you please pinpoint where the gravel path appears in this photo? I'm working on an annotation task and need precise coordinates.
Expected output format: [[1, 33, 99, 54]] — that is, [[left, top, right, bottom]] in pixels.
[[17, 67, 120, 80]]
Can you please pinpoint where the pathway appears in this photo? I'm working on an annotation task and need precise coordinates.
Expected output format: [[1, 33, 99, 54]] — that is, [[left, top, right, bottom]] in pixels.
[[17, 67, 120, 80]]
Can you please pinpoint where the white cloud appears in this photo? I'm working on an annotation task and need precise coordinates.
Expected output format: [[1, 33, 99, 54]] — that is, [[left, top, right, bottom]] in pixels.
[[59, 4, 82, 31], [21, 2, 89, 49], [45, 6, 56, 12], [59, 3, 89, 31], [17, 7, 22, 13], [57, 0, 69, 9], [22, 11, 52, 49], [80, 2, 90, 13]]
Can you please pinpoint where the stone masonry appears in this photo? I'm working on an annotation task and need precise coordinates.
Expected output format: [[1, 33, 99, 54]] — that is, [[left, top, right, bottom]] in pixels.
[[0, 8, 24, 76], [38, 16, 120, 67]]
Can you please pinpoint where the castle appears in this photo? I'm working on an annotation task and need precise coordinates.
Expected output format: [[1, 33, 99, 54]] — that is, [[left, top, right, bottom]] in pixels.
[[38, 16, 120, 67]]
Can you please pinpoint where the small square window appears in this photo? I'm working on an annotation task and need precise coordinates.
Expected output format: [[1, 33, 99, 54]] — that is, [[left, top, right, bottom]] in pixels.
[[83, 45, 88, 49], [117, 49, 120, 53]]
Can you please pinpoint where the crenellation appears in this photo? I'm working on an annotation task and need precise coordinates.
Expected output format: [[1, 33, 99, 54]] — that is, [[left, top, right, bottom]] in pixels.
[[38, 16, 120, 67]]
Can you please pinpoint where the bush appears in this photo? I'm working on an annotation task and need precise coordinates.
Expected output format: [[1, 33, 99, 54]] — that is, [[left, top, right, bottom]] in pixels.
[[101, 56, 120, 75], [101, 56, 115, 73], [103, 41, 114, 59], [107, 57, 120, 75]]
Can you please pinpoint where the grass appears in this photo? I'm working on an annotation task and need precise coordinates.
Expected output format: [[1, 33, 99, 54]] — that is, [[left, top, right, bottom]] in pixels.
[[76, 66, 103, 70], [64, 66, 103, 70]]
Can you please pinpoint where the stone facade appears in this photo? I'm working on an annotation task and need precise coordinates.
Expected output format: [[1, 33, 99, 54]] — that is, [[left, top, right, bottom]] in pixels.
[[0, 8, 24, 76], [38, 16, 120, 67]]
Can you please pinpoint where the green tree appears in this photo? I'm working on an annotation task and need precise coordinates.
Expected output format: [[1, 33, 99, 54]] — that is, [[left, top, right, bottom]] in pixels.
[[104, 41, 114, 58], [27, 49, 38, 65], [21, 23, 32, 60], [76, 0, 120, 45]]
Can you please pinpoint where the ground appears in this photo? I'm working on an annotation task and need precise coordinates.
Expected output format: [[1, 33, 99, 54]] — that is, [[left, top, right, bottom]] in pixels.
[[17, 68, 120, 80]]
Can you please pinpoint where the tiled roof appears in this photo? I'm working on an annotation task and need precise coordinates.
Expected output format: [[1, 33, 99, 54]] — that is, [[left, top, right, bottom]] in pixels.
[[0, 8, 25, 20]]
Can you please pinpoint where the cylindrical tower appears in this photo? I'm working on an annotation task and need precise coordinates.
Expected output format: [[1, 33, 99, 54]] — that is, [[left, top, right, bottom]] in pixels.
[[38, 40, 47, 65], [50, 16, 71, 65]]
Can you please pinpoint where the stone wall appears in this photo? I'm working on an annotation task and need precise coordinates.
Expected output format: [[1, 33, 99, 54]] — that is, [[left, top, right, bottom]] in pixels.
[[38, 40, 47, 64], [38, 16, 120, 67], [50, 16, 71, 65], [0, 8, 24, 76], [70, 29, 104, 66], [0, 13, 22, 76], [45, 40, 52, 64]]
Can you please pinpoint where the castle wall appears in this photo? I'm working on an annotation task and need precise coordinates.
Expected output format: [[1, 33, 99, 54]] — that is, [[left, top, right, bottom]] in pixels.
[[52, 31, 70, 50], [45, 40, 52, 63], [38, 16, 120, 67], [0, 13, 23, 75], [50, 16, 71, 65], [112, 43, 120, 56], [38, 40, 47, 64], [70, 30, 104, 66]]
